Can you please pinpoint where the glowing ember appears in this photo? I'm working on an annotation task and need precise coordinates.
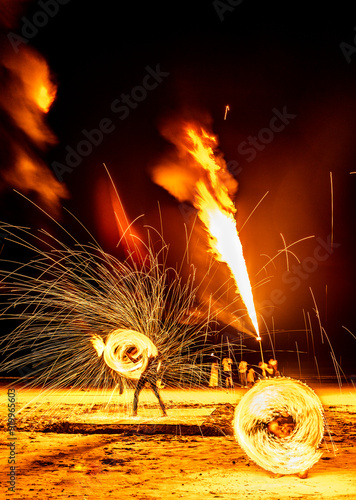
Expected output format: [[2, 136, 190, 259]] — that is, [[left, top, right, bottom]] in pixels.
[[234, 378, 325, 475], [152, 121, 260, 337], [91, 329, 158, 380], [2, 47, 57, 144]]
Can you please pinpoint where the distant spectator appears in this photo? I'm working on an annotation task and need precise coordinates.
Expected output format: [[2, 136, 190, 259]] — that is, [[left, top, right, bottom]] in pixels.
[[259, 361, 274, 378], [247, 367, 256, 388], [222, 356, 234, 388], [209, 354, 219, 388], [268, 358, 280, 377], [238, 360, 248, 387]]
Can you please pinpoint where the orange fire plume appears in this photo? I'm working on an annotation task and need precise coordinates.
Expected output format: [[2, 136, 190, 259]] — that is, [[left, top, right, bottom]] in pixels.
[[0, 18, 68, 215], [152, 120, 260, 338]]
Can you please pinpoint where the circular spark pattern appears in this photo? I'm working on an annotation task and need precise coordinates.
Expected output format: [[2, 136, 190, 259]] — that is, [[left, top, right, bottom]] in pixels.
[[103, 329, 158, 380], [234, 378, 324, 475], [0, 222, 214, 395]]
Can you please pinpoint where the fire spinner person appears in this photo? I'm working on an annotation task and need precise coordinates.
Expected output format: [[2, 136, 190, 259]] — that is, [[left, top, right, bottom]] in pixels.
[[126, 347, 167, 417]]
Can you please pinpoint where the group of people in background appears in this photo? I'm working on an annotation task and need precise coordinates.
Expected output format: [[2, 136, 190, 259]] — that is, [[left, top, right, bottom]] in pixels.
[[209, 354, 234, 388], [239, 358, 279, 388], [209, 354, 280, 389]]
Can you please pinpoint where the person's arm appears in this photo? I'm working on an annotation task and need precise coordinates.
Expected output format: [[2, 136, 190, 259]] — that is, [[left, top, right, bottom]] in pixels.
[[126, 351, 134, 362], [126, 349, 139, 363]]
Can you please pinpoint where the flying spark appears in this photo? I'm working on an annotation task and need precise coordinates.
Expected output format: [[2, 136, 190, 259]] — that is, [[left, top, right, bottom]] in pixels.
[[0, 220, 214, 414]]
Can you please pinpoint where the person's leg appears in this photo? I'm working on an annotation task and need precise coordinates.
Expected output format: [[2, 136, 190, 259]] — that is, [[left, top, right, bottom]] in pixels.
[[118, 377, 124, 395], [133, 377, 145, 416], [150, 380, 167, 415]]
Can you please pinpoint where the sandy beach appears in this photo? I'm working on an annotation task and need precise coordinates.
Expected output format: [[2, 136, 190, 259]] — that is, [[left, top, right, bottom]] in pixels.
[[1, 383, 356, 499]]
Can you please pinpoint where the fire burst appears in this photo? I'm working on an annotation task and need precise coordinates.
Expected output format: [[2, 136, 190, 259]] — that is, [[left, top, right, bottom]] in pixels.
[[0, 45, 67, 214], [234, 378, 325, 475], [152, 120, 260, 338]]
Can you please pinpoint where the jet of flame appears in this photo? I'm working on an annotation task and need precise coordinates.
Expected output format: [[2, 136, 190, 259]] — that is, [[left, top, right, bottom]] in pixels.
[[151, 120, 260, 337]]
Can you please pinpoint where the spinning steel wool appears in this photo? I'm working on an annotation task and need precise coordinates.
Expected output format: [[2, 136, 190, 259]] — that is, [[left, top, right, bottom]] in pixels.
[[234, 377, 325, 475], [0, 222, 212, 393], [91, 329, 158, 380]]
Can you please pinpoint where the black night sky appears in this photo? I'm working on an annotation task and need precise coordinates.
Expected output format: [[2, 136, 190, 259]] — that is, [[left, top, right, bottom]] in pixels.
[[1, 0, 356, 376]]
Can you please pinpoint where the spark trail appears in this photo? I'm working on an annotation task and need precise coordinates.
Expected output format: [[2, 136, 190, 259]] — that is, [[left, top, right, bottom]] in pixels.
[[0, 221, 214, 403]]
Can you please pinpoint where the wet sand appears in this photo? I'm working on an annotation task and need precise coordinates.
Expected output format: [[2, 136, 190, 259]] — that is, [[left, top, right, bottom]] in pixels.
[[1, 384, 355, 499]]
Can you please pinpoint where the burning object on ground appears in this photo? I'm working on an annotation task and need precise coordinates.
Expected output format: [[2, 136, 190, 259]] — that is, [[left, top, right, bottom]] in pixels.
[[234, 377, 325, 476]]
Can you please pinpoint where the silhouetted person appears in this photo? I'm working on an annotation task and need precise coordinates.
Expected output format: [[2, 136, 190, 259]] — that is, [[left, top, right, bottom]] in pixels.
[[247, 367, 256, 388], [222, 356, 234, 388], [127, 348, 167, 417], [238, 360, 248, 387], [209, 356, 219, 388], [268, 358, 279, 377], [259, 361, 273, 378]]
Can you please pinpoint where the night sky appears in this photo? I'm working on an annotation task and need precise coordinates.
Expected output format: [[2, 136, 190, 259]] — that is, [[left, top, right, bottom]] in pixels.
[[1, 0, 356, 375]]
